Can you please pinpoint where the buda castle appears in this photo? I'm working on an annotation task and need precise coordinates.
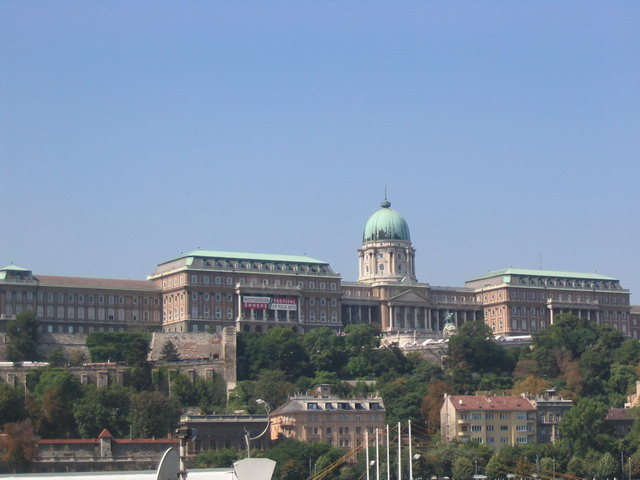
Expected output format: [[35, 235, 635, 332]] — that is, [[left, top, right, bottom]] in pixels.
[[1, 200, 638, 340]]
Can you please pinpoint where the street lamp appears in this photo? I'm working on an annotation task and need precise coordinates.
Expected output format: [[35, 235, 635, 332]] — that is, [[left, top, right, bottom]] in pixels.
[[245, 398, 271, 459]]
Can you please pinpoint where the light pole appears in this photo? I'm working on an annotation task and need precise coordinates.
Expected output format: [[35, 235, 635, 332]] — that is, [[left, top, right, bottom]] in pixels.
[[475, 460, 478, 476], [244, 398, 271, 459]]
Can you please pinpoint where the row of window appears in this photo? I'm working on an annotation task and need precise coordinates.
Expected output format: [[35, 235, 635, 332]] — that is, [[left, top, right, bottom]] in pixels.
[[343, 290, 372, 297], [306, 402, 382, 412], [507, 319, 544, 331], [515, 277, 620, 290], [190, 293, 234, 303], [3, 291, 157, 306], [308, 425, 380, 436], [197, 258, 330, 274], [193, 275, 339, 291], [190, 307, 235, 320], [468, 425, 532, 432], [471, 437, 531, 444], [460, 413, 531, 420], [363, 263, 407, 275], [165, 307, 234, 322], [481, 290, 629, 305], [40, 324, 126, 334], [164, 275, 339, 291], [4, 305, 154, 323], [431, 295, 476, 304]]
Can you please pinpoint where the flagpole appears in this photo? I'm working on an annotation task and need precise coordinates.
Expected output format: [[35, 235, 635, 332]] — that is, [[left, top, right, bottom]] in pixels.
[[398, 422, 402, 480], [408, 420, 413, 480], [366, 429, 370, 480], [386, 424, 391, 480], [376, 428, 380, 480]]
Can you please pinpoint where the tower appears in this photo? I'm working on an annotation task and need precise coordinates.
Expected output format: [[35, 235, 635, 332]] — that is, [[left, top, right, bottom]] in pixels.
[[358, 200, 417, 285]]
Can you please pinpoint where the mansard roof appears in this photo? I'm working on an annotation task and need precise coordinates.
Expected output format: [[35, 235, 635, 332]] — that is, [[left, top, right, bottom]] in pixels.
[[447, 395, 535, 411], [468, 268, 618, 283], [169, 249, 328, 265], [151, 249, 336, 277], [35, 275, 159, 291]]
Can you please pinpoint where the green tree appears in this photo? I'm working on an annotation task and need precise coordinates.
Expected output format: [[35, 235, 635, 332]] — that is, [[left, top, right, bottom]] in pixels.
[[452, 456, 474, 480], [86, 332, 151, 364], [303, 327, 347, 374], [73, 386, 132, 438], [126, 363, 153, 391], [68, 349, 88, 366], [171, 374, 199, 406], [558, 398, 614, 455], [596, 452, 618, 479], [6, 310, 39, 362], [160, 340, 180, 362], [484, 453, 509, 478], [34, 369, 82, 400], [615, 338, 640, 365], [46, 347, 66, 367], [607, 363, 637, 398], [566, 456, 586, 478], [130, 391, 179, 438], [378, 376, 427, 424], [278, 459, 307, 480], [0, 383, 26, 427], [342, 346, 411, 379], [193, 448, 241, 468], [170, 374, 226, 412], [242, 328, 311, 380], [447, 320, 513, 375], [343, 324, 379, 350], [32, 369, 83, 437], [250, 369, 294, 409]]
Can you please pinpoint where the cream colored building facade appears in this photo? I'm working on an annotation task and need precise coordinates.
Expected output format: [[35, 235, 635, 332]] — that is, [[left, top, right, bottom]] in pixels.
[[1, 199, 638, 341], [441, 395, 537, 450], [269, 385, 385, 450]]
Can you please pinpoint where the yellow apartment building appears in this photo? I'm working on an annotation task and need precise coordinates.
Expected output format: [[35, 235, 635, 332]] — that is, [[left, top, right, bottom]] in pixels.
[[441, 394, 536, 450]]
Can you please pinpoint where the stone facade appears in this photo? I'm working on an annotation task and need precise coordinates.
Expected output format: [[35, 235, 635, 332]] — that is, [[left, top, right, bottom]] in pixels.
[[0, 328, 236, 391], [523, 391, 573, 444], [33, 429, 178, 472], [149, 328, 237, 387], [1, 200, 637, 345], [269, 385, 386, 451], [177, 414, 271, 455], [441, 395, 537, 450]]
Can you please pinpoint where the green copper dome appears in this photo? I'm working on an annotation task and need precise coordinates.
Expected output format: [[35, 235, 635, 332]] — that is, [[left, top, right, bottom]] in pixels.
[[363, 200, 411, 242]]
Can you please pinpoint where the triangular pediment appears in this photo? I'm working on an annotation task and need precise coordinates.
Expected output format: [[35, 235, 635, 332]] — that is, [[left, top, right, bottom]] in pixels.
[[388, 289, 428, 304]]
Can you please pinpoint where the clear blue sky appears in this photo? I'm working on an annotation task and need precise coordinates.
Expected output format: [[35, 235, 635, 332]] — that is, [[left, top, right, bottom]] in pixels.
[[2, 2, 639, 302]]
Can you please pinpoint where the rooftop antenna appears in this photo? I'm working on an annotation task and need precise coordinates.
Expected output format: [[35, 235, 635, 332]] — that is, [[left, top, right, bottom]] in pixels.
[[539, 251, 543, 270]]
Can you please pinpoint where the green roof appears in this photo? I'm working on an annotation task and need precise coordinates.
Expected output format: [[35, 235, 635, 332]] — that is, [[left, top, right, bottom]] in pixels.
[[161, 250, 329, 266], [363, 200, 411, 242], [468, 268, 618, 282], [0, 265, 31, 272]]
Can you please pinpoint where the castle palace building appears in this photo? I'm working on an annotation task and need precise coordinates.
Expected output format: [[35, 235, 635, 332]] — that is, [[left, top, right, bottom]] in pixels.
[[1, 200, 638, 341]]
